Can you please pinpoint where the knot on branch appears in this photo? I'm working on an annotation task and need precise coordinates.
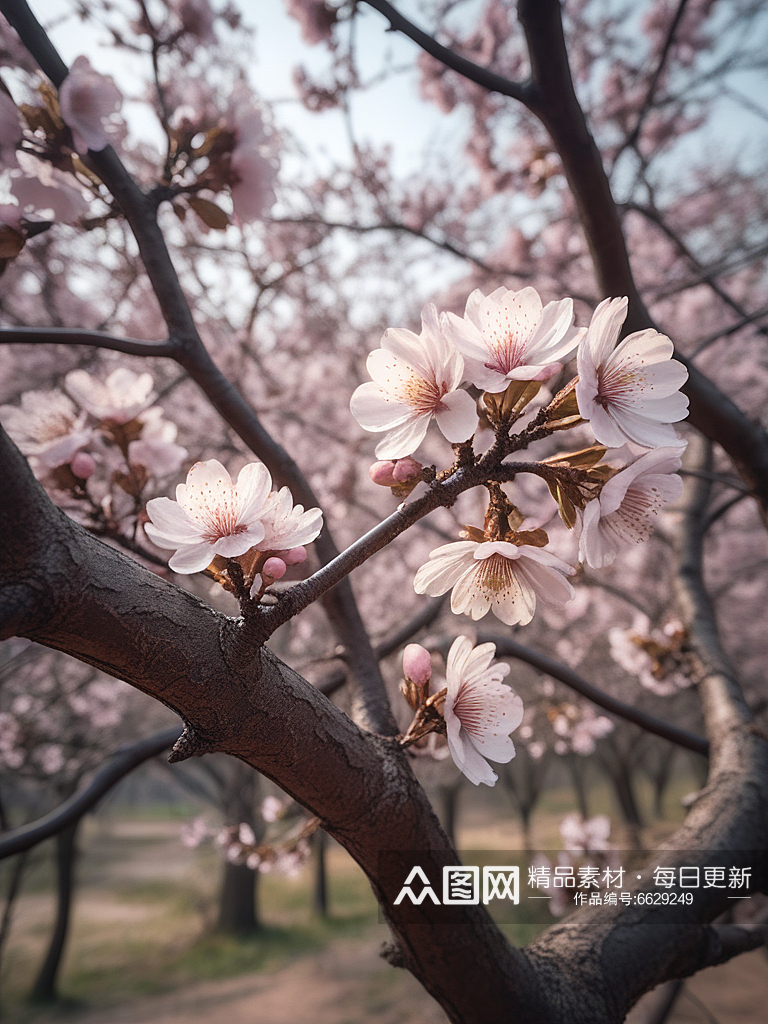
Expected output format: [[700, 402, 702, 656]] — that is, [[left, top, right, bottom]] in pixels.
[[380, 941, 407, 968], [168, 725, 216, 763]]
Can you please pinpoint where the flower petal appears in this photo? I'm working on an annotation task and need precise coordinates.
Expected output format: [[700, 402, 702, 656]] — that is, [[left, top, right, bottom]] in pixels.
[[168, 541, 217, 574], [374, 413, 431, 459], [350, 381, 412, 431], [435, 389, 477, 443]]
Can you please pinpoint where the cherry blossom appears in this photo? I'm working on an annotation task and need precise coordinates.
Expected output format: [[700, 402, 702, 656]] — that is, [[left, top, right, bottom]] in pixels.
[[228, 90, 278, 223], [0, 390, 92, 468], [58, 56, 123, 152], [559, 812, 612, 854], [444, 286, 584, 392], [144, 459, 273, 573], [350, 303, 477, 459], [579, 446, 684, 568], [261, 796, 286, 823], [0, 90, 23, 168], [414, 539, 575, 626], [10, 151, 89, 224], [65, 367, 155, 423], [258, 486, 324, 551], [173, 0, 216, 42], [576, 297, 689, 447], [439, 636, 524, 786], [285, 0, 337, 46]]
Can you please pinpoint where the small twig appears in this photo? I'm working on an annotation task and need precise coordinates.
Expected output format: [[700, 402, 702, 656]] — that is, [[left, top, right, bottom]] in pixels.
[[359, 0, 534, 105], [0, 727, 180, 859]]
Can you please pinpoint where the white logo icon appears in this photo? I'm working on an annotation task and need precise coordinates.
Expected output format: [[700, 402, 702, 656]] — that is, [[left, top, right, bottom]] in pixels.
[[393, 864, 520, 905], [443, 866, 480, 904], [393, 865, 440, 905], [483, 866, 519, 904]]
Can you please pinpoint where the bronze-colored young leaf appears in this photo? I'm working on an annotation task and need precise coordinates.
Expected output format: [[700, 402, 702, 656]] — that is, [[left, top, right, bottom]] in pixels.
[[543, 445, 607, 470], [188, 196, 231, 230], [510, 527, 549, 547], [0, 226, 25, 260]]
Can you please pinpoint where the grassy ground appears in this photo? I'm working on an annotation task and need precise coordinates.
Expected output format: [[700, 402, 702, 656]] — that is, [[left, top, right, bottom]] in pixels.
[[1, 774, 765, 1023]]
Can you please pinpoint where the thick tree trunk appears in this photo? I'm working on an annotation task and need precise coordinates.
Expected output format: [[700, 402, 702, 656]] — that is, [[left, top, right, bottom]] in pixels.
[[30, 820, 78, 1002]]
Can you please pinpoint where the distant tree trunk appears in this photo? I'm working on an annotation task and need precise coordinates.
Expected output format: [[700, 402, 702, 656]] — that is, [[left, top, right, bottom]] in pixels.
[[600, 742, 644, 848], [218, 860, 260, 934], [566, 754, 590, 819], [312, 829, 328, 918], [30, 820, 79, 1002], [644, 745, 676, 819], [500, 754, 549, 852], [437, 781, 462, 848], [0, 850, 28, 1003], [217, 761, 263, 934]]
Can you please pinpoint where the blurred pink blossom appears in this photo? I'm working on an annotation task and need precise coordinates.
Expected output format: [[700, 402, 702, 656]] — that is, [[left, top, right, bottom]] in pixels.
[[59, 56, 122, 152], [66, 367, 156, 423], [0, 90, 23, 167], [0, 389, 92, 468]]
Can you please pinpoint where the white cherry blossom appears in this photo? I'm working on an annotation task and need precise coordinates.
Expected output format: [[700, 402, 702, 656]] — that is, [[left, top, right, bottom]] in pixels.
[[65, 367, 155, 424], [350, 303, 477, 459], [414, 539, 575, 626], [579, 446, 684, 568], [0, 390, 92, 468], [443, 285, 584, 392], [144, 459, 272, 573], [439, 636, 524, 786], [259, 486, 324, 551], [576, 297, 688, 447]]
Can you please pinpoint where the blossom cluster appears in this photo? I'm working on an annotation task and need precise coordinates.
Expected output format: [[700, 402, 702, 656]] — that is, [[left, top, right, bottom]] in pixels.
[[144, 458, 323, 597], [180, 802, 315, 877], [400, 636, 524, 787], [352, 286, 688, 629], [0, 367, 187, 539], [609, 615, 697, 696], [0, 45, 277, 260]]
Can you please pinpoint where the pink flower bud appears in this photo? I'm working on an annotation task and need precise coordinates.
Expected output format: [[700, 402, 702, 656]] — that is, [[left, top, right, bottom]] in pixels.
[[70, 451, 96, 479], [283, 546, 307, 566], [369, 460, 398, 486], [392, 456, 423, 483], [262, 557, 287, 580], [402, 644, 432, 686]]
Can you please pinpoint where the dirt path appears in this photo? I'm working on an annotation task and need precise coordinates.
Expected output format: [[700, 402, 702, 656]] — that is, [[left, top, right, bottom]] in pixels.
[[25, 940, 767, 1024], [44, 934, 448, 1024]]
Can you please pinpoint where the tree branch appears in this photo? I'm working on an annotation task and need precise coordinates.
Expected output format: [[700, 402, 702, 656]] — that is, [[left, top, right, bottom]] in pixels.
[[317, 596, 446, 697], [0, 422, 548, 1024], [0, 326, 177, 357], [0, 727, 179, 859], [444, 633, 709, 756], [359, 0, 534, 105], [612, 0, 691, 163], [1, 0, 396, 735]]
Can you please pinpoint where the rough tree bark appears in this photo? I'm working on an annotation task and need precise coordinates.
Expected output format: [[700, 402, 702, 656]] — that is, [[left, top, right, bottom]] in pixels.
[[2, 419, 767, 1024]]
